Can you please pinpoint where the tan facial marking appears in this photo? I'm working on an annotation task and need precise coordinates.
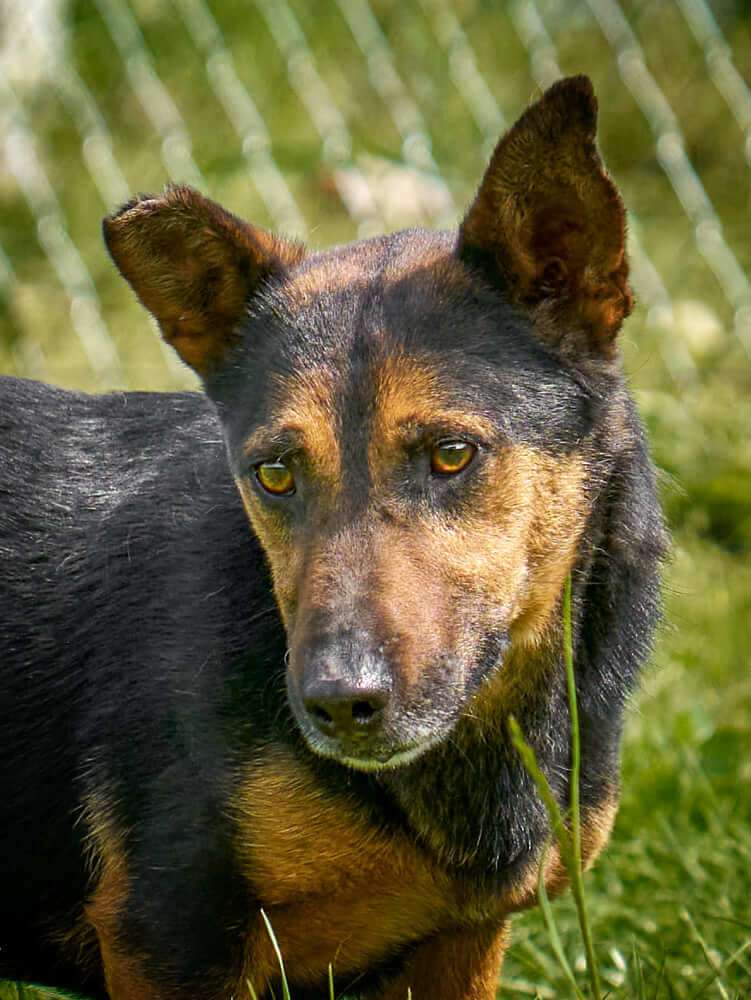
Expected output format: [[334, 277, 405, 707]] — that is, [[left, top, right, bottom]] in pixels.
[[372, 354, 497, 451], [360, 352, 589, 696], [243, 366, 340, 483], [368, 524, 457, 690], [358, 445, 584, 706], [237, 366, 341, 621], [505, 448, 589, 645]]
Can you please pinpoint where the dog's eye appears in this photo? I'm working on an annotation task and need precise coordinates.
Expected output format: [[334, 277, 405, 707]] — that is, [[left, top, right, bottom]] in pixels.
[[430, 440, 476, 476], [256, 460, 296, 496]]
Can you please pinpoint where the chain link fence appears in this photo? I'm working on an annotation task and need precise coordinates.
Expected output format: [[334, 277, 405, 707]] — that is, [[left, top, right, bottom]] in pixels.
[[1, 1, 749, 393]]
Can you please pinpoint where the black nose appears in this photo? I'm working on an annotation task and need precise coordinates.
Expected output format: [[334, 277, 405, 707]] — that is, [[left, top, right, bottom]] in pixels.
[[303, 677, 389, 742]]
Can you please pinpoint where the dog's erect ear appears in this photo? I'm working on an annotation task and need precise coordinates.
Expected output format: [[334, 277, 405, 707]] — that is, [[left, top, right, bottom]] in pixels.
[[103, 186, 305, 377], [458, 75, 632, 356]]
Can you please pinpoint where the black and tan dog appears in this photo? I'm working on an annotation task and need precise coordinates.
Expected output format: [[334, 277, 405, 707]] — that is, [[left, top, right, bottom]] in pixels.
[[0, 76, 664, 999]]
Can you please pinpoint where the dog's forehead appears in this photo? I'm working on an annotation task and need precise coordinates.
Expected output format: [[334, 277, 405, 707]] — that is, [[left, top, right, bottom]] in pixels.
[[288, 228, 457, 297], [228, 228, 593, 454], [265, 229, 472, 355]]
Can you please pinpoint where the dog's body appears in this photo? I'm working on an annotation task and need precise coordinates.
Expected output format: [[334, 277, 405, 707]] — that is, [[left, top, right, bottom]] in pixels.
[[0, 78, 664, 999]]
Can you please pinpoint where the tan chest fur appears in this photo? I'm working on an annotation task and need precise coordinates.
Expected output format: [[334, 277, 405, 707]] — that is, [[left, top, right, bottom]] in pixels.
[[233, 747, 460, 989]]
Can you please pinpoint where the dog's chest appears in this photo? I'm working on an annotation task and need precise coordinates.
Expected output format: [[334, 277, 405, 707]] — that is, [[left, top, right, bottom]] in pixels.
[[234, 748, 462, 986]]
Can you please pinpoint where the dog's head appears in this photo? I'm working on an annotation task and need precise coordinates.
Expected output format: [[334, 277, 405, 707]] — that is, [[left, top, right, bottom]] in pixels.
[[104, 76, 632, 771]]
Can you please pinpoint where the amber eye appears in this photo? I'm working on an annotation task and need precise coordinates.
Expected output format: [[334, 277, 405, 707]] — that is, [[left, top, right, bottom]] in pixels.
[[430, 440, 476, 476], [256, 460, 296, 496]]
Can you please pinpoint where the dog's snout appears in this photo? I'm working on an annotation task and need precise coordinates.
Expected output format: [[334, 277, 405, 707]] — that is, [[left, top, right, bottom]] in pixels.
[[303, 676, 389, 740], [297, 635, 393, 748]]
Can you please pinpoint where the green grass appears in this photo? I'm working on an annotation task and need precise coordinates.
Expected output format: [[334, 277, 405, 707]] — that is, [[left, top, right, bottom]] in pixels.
[[2, 2, 750, 997]]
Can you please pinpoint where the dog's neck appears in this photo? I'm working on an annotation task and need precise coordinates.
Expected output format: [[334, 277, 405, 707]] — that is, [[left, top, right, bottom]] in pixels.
[[377, 638, 571, 888]]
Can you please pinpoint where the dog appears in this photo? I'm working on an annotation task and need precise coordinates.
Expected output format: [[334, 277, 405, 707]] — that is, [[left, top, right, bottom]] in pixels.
[[0, 76, 665, 999]]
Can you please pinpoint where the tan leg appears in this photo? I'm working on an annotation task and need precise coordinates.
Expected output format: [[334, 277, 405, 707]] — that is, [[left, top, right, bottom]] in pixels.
[[96, 943, 167, 1000], [373, 922, 509, 1000], [83, 824, 171, 1000], [86, 876, 168, 1000]]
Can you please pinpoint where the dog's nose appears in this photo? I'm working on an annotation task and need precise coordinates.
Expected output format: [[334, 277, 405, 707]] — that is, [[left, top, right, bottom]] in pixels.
[[302, 677, 389, 741]]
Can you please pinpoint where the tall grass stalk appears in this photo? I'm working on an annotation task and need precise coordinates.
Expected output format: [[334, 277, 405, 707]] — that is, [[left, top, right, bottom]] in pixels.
[[535, 845, 585, 1000], [561, 576, 602, 999], [509, 574, 602, 998], [260, 909, 292, 1000]]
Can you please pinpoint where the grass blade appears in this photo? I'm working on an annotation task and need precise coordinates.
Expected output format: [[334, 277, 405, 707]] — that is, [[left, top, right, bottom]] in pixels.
[[509, 575, 604, 998], [691, 937, 751, 999], [651, 954, 667, 1000], [681, 909, 729, 999], [260, 908, 292, 1000], [562, 575, 602, 1000], [631, 939, 647, 1000]]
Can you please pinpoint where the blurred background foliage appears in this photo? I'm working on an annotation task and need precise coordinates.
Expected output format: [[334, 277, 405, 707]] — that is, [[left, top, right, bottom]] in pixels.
[[0, 0, 750, 996]]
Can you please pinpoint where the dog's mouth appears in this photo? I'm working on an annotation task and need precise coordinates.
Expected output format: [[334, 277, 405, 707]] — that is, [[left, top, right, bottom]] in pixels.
[[298, 725, 450, 773]]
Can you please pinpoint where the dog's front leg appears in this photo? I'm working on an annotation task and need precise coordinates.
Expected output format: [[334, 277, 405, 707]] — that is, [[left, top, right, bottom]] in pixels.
[[373, 921, 509, 1000], [85, 834, 235, 1000], [96, 942, 168, 1000], [88, 889, 187, 1000]]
